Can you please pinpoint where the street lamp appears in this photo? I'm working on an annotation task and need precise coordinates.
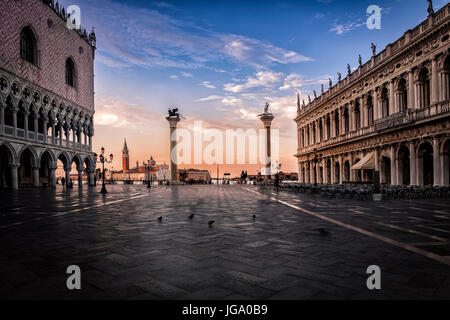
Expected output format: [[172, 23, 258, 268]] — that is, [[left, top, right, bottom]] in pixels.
[[94, 147, 113, 194], [145, 156, 156, 189]]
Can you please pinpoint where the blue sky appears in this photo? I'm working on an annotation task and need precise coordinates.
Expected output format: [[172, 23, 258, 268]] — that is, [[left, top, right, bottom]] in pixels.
[[59, 0, 448, 174]]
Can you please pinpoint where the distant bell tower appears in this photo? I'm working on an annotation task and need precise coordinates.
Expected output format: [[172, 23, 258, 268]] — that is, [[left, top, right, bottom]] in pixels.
[[122, 138, 130, 172]]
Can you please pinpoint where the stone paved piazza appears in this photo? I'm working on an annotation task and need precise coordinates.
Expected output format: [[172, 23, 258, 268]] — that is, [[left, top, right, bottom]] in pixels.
[[1, 185, 450, 299]]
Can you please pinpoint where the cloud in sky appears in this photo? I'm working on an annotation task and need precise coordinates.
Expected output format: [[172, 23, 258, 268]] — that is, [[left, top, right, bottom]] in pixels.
[[224, 71, 284, 93], [196, 95, 222, 102], [200, 81, 216, 89], [329, 20, 366, 35], [279, 74, 328, 91], [77, 0, 311, 70]]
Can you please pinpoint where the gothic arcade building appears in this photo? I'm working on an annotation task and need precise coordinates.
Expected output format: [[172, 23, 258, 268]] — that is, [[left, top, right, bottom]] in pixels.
[[295, 3, 450, 187], [0, 0, 96, 189]]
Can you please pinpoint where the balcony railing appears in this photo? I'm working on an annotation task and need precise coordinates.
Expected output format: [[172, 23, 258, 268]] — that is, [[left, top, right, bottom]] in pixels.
[[1, 127, 92, 152]]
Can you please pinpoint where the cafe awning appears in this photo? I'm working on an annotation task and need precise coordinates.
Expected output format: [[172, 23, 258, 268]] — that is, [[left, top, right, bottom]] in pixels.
[[351, 152, 375, 170]]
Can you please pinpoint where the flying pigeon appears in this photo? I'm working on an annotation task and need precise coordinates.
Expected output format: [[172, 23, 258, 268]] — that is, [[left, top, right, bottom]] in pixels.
[[157, 216, 163, 222]]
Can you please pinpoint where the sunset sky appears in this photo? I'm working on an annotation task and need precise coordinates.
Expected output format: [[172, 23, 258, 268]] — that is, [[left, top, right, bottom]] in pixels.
[[59, 0, 447, 176]]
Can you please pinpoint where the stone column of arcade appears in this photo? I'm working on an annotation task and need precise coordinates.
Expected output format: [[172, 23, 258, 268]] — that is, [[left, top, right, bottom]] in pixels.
[[258, 103, 275, 179], [166, 109, 182, 185]]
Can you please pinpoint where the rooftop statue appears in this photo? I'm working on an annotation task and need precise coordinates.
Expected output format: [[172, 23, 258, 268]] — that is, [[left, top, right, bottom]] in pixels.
[[428, 0, 434, 15]]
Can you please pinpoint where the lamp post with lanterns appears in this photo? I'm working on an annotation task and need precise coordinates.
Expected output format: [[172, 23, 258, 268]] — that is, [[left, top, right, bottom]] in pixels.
[[94, 147, 113, 194]]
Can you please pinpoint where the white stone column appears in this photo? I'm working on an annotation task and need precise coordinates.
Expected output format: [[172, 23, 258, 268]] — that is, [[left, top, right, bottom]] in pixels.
[[338, 155, 343, 184], [315, 161, 320, 184], [88, 169, 95, 186], [65, 126, 70, 147], [167, 116, 181, 183], [12, 106, 17, 137], [390, 145, 397, 185], [416, 82, 424, 109], [298, 163, 303, 183], [409, 142, 416, 186], [441, 72, 450, 101], [433, 138, 441, 186], [65, 168, 71, 187], [33, 167, 40, 187], [51, 119, 56, 145], [24, 110, 29, 140], [77, 169, 83, 187], [11, 165, 19, 190], [33, 113, 39, 142], [374, 95, 380, 120], [389, 80, 396, 114], [374, 148, 380, 172], [330, 157, 336, 184], [409, 70, 415, 109], [49, 167, 56, 187], [259, 113, 275, 178], [43, 116, 48, 144], [350, 105, 355, 132], [330, 113, 335, 138], [323, 158, 329, 184], [59, 123, 63, 146], [431, 58, 439, 105]]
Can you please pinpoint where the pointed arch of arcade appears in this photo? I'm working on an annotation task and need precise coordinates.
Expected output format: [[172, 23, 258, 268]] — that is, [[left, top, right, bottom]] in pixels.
[[0, 141, 18, 189], [57, 151, 71, 186], [40, 149, 57, 187], [17, 145, 39, 188]]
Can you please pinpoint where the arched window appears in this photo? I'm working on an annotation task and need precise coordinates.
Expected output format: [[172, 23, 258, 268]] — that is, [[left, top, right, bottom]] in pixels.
[[65, 58, 76, 87], [354, 102, 361, 130], [397, 78, 408, 111], [334, 111, 340, 136], [20, 27, 37, 65], [367, 95, 374, 125], [418, 68, 431, 108], [443, 56, 450, 101], [312, 122, 316, 144], [326, 115, 331, 139], [343, 107, 349, 133], [381, 86, 389, 118]]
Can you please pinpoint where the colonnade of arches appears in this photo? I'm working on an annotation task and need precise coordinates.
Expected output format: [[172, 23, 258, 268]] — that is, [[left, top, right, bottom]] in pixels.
[[298, 136, 450, 187], [0, 142, 95, 190]]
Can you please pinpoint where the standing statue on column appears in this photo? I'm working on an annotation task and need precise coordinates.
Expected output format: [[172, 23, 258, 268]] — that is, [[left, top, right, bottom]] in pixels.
[[427, 0, 434, 16], [321, 84, 324, 94], [329, 78, 332, 88], [337, 72, 341, 83], [347, 64, 351, 75], [358, 54, 362, 66], [313, 90, 317, 99]]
